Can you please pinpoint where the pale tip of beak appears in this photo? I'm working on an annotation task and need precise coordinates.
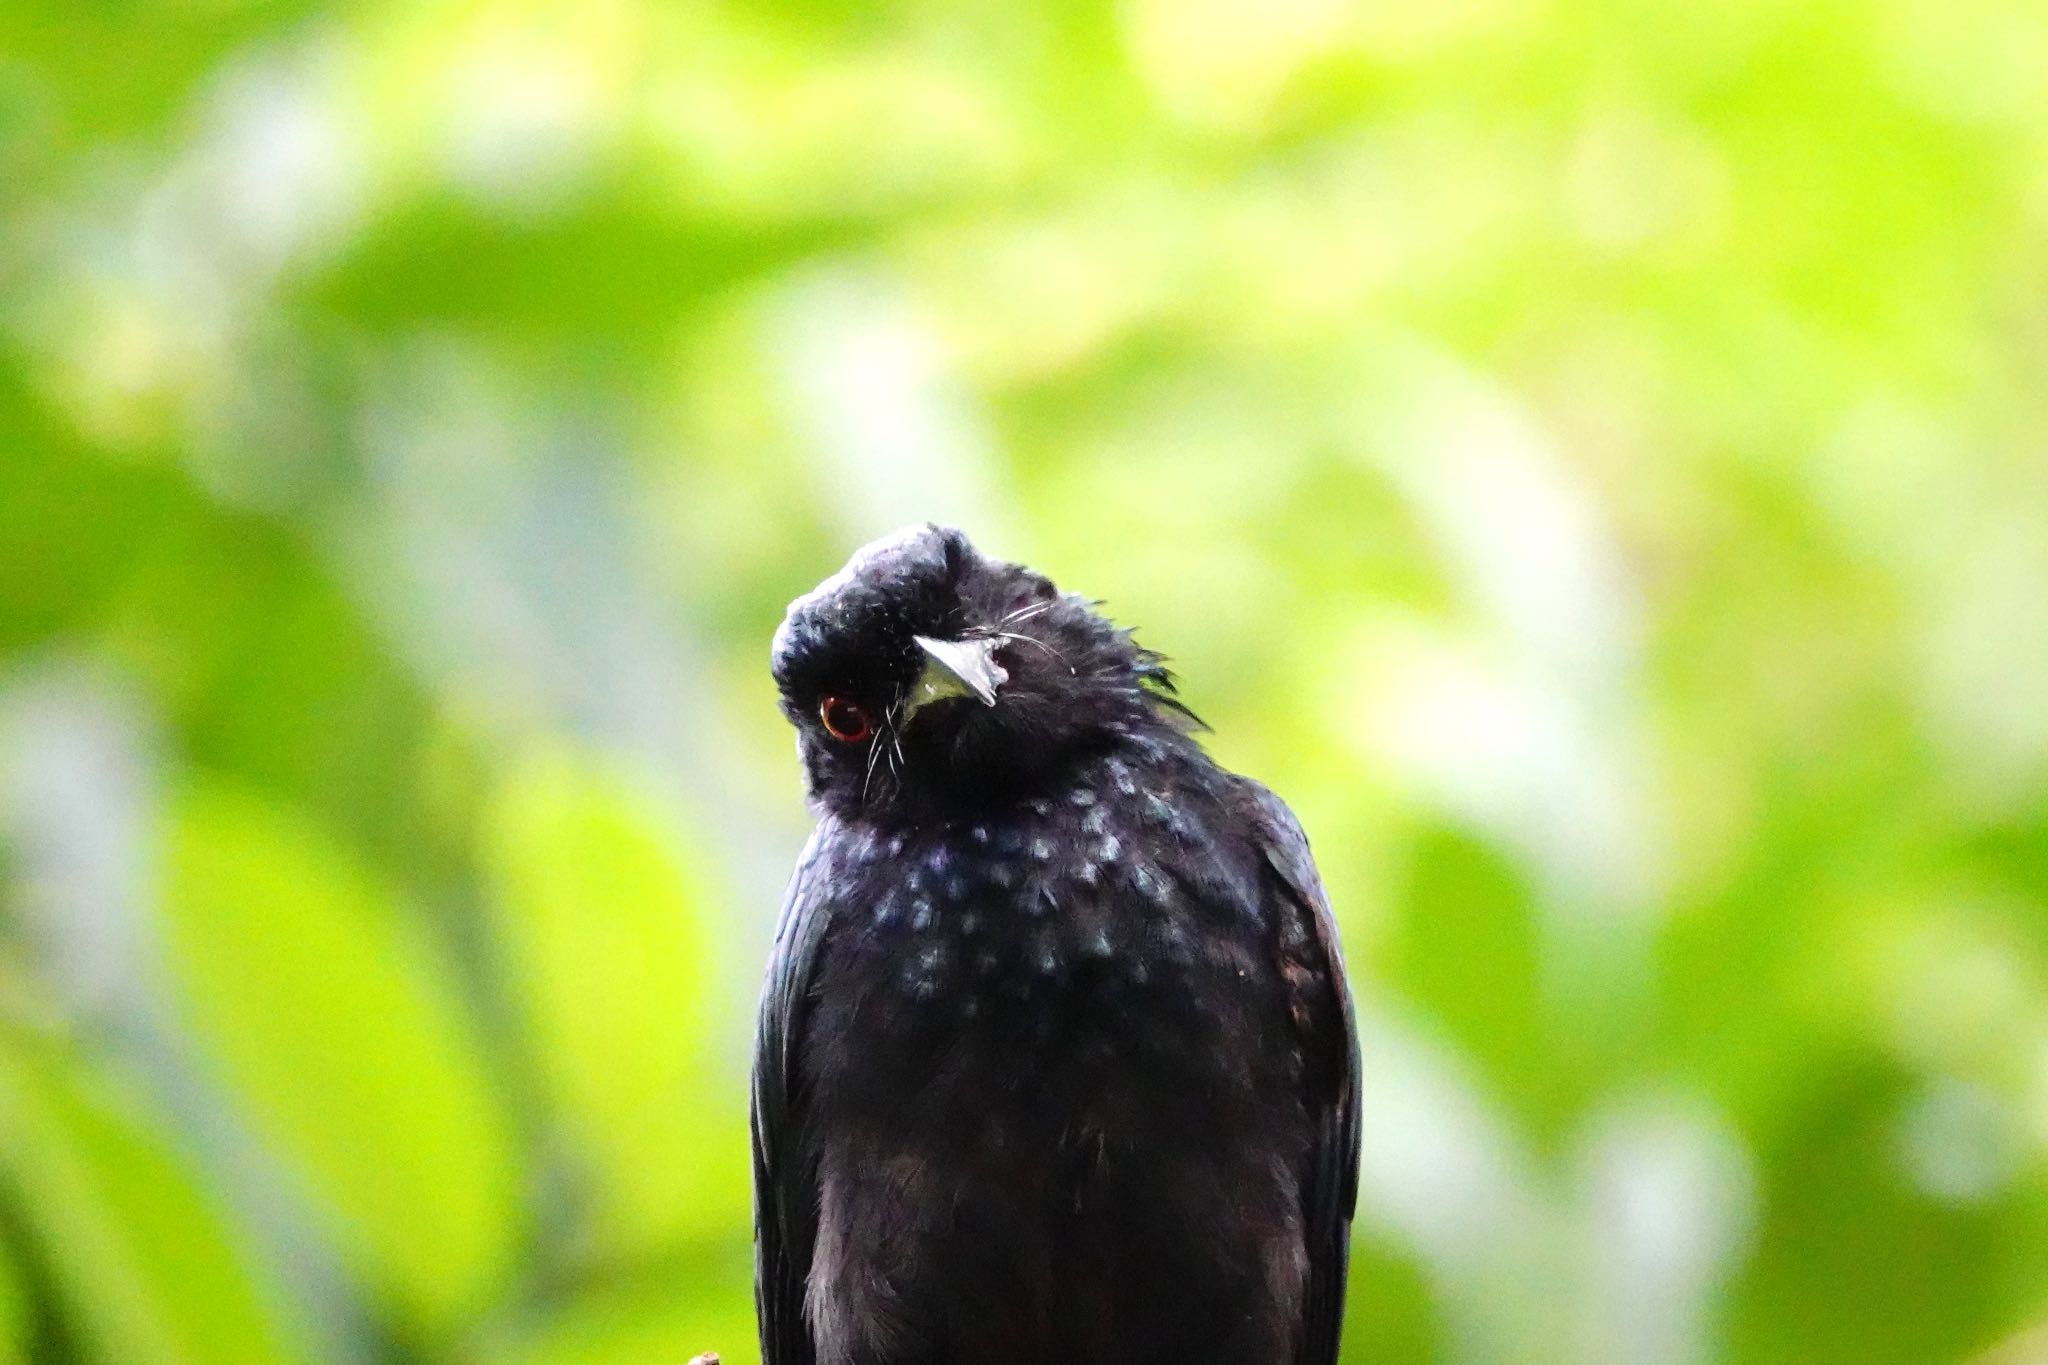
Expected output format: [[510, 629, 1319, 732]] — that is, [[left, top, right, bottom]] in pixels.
[[910, 635, 1007, 710]]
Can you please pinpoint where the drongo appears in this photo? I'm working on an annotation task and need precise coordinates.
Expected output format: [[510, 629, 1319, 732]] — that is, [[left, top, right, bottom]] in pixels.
[[754, 524, 1358, 1365]]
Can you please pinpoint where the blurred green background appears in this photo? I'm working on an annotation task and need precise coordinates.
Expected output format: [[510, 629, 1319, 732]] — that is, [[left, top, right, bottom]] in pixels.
[[3, 0, 2048, 1361]]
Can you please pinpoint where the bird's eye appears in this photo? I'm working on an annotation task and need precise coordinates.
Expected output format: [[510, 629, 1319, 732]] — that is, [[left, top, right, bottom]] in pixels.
[[819, 695, 873, 744]]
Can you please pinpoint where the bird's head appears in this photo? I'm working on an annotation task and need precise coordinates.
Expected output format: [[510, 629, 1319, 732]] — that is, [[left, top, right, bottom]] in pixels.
[[771, 524, 1195, 819]]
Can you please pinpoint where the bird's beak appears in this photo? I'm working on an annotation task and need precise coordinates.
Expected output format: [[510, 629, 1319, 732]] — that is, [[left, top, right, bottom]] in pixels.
[[905, 635, 1006, 720]]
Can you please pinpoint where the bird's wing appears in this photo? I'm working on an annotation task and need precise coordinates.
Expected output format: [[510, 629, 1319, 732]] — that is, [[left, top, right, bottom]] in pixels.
[[1241, 780, 1361, 1365], [753, 822, 839, 1365]]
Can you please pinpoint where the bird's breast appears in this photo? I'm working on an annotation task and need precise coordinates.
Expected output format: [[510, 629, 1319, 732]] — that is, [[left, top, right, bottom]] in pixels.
[[806, 761, 1280, 1128]]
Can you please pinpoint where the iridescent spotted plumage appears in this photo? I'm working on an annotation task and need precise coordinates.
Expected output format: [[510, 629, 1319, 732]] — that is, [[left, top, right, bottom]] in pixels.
[[754, 525, 1358, 1365]]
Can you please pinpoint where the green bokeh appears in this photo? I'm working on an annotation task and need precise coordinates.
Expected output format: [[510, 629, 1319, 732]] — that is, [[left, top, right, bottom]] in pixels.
[[2, 0, 2047, 1360]]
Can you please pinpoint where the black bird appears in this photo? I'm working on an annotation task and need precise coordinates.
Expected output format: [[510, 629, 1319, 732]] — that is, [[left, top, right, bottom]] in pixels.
[[754, 524, 1359, 1365]]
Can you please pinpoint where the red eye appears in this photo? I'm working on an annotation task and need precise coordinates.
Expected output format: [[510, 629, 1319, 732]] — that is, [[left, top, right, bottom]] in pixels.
[[819, 695, 872, 743]]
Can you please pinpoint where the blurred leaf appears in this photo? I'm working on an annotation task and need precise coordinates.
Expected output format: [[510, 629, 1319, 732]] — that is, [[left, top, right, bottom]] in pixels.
[[474, 1242, 757, 1365], [0, 1235, 24, 1365], [294, 197, 854, 354], [0, 380, 192, 657], [1343, 1233, 1445, 1365], [159, 780, 521, 1337], [1383, 823, 1555, 1131], [484, 747, 748, 1262], [1725, 1059, 2038, 1365], [0, 1031, 293, 1365]]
